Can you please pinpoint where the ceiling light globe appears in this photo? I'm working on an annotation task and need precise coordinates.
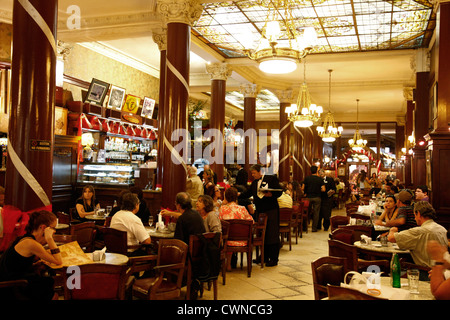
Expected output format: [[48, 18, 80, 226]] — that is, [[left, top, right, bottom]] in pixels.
[[259, 58, 297, 74], [322, 137, 336, 142], [294, 119, 313, 127]]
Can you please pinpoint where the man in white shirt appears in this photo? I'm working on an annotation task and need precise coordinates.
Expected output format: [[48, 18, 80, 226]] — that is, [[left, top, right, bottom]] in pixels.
[[186, 165, 204, 207], [110, 192, 151, 255]]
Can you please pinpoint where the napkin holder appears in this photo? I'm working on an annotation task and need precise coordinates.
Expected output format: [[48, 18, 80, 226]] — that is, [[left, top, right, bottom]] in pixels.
[[360, 235, 372, 245], [92, 247, 106, 261]]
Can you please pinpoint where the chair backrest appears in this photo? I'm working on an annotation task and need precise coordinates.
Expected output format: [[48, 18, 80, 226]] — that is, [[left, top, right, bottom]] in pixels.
[[254, 213, 268, 240], [102, 227, 128, 255], [70, 221, 96, 252], [279, 208, 293, 224], [349, 213, 371, 221], [55, 211, 70, 225], [311, 256, 348, 300], [339, 225, 372, 242], [327, 284, 387, 300], [330, 228, 354, 245], [157, 239, 188, 288], [226, 219, 253, 244], [328, 239, 358, 271], [63, 263, 129, 300], [330, 215, 350, 232], [188, 232, 222, 282], [220, 220, 230, 250]]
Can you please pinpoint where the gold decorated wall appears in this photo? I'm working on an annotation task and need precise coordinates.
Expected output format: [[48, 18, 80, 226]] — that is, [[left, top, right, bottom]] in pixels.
[[0, 23, 12, 63], [63, 44, 159, 104]]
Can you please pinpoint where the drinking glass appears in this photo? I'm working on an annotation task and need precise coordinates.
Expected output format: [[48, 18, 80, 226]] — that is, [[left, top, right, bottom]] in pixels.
[[407, 269, 420, 294], [148, 216, 154, 227], [106, 206, 112, 216]]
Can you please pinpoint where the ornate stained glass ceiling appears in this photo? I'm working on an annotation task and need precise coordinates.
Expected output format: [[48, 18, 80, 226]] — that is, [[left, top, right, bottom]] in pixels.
[[192, 0, 435, 58]]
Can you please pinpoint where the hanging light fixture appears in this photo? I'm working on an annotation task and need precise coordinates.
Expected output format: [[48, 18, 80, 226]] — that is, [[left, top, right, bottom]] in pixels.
[[285, 59, 322, 127], [317, 69, 343, 142], [348, 99, 367, 151], [246, 0, 317, 74]]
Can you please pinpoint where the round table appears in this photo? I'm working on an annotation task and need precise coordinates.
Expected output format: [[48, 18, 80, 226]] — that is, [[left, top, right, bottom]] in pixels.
[[85, 214, 106, 221], [354, 240, 411, 260], [380, 277, 433, 300], [145, 226, 175, 239], [86, 252, 129, 265]]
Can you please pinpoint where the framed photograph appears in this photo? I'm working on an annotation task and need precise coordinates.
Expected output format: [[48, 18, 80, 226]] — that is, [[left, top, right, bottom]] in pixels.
[[338, 167, 345, 176], [84, 78, 110, 105], [107, 85, 126, 110], [122, 94, 141, 114], [141, 97, 155, 118]]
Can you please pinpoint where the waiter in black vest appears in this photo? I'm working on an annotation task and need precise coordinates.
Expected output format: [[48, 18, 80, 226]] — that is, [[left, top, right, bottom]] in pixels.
[[247, 164, 282, 267]]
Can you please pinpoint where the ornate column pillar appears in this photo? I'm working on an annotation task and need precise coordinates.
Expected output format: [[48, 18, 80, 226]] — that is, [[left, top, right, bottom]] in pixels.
[[276, 90, 293, 183], [404, 88, 414, 188], [206, 62, 232, 183], [395, 124, 405, 182], [240, 83, 259, 177], [153, 27, 167, 190], [6, 0, 57, 213], [412, 49, 430, 187], [157, 0, 203, 210]]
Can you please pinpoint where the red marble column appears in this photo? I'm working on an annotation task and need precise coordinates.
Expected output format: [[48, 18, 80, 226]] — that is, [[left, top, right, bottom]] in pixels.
[[241, 84, 258, 177], [6, 0, 57, 212], [277, 90, 293, 183], [395, 124, 405, 182], [404, 100, 414, 187], [206, 63, 232, 183], [292, 125, 304, 182]]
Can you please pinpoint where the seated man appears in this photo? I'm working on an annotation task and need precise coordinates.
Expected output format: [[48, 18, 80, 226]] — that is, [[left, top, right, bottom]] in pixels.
[[173, 192, 206, 244], [384, 190, 417, 231], [110, 192, 151, 256], [388, 201, 448, 280], [415, 185, 430, 202]]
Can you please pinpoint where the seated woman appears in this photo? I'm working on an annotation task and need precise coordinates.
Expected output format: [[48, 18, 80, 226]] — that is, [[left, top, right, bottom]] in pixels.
[[0, 210, 62, 300], [219, 187, 254, 269], [75, 184, 100, 221], [374, 194, 398, 226], [205, 184, 222, 214], [196, 195, 222, 233]]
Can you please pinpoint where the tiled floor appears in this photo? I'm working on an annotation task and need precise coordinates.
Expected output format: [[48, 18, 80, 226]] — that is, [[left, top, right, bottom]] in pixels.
[[186, 207, 346, 300]]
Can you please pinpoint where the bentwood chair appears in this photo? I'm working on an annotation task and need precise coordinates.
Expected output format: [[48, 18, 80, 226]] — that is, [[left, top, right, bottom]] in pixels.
[[252, 213, 267, 268], [330, 215, 350, 232], [63, 263, 130, 300], [224, 219, 254, 278], [132, 239, 188, 300], [279, 208, 293, 251], [329, 228, 354, 245], [327, 284, 388, 300], [311, 256, 348, 300], [0, 279, 29, 300], [69, 221, 96, 252], [186, 232, 222, 300], [291, 202, 303, 241], [220, 220, 230, 285]]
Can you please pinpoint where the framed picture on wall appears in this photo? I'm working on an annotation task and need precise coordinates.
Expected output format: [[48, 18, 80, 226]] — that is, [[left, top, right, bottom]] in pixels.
[[107, 85, 126, 110], [122, 94, 141, 114], [84, 78, 110, 105], [338, 167, 345, 176], [141, 97, 155, 118]]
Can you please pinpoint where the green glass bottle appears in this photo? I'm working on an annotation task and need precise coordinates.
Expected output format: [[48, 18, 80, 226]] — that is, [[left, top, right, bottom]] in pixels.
[[391, 253, 401, 288]]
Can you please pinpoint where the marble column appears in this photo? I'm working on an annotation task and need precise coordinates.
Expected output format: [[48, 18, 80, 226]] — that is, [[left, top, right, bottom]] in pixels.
[[6, 0, 57, 212], [240, 84, 259, 177], [395, 124, 405, 182], [153, 27, 167, 190], [404, 95, 414, 188], [276, 90, 293, 183], [206, 62, 232, 183], [157, 0, 203, 210]]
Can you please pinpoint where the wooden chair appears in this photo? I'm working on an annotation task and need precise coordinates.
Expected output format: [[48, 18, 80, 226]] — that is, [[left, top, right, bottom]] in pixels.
[[101, 227, 151, 256], [291, 203, 303, 242], [338, 225, 372, 242], [311, 256, 348, 300], [186, 232, 222, 300], [69, 221, 96, 253], [349, 213, 371, 221], [224, 219, 254, 278], [330, 215, 350, 232], [68, 207, 80, 223], [252, 213, 267, 269], [220, 220, 230, 285], [329, 228, 354, 245], [301, 198, 310, 233], [400, 258, 431, 280], [0, 279, 29, 299], [132, 239, 188, 300], [279, 208, 292, 251], [55, 211, 70, 225], [63, 263, 130, 300], [327, 284, 388, 300], [328, 239, 390, 274]]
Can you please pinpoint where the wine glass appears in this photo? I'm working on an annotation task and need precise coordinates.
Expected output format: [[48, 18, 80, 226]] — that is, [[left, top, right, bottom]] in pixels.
[[106, 206, 112, 216], [148, 216, 154, 227]]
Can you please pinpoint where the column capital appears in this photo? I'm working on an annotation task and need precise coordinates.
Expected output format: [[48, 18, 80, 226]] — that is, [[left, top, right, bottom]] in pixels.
[[152, 27, 167, 51], [57, 40, 72, 61], [206, 62, 232, 81], [157, 0, 203, 26], [275, 89, 294, 104], [403, 86, 414, 101], [240, 83, 260, 98]]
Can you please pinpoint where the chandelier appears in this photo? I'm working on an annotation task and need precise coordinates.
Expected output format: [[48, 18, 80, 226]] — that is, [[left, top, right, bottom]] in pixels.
[[317, 69, 343, 142], [285, 60, 322, 127], [246, 0, 317, 74], [348, 99, 367, 151]]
